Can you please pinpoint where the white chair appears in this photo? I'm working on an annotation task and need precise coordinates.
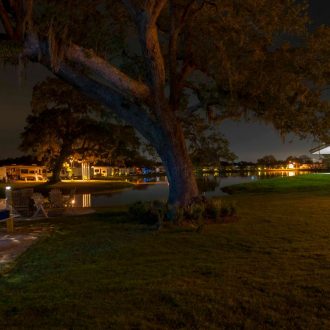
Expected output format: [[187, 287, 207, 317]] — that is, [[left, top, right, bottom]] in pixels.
[[31, 193, 48, 218]]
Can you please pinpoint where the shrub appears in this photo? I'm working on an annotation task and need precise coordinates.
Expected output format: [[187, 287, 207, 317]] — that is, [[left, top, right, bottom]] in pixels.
[[204, 199, 237, 223], [128, 201, 167, 225], [185, 203, 205, 224], [220, 201, 237, 218], [128, 199, 237, 226], [204, 199, 222, 221]]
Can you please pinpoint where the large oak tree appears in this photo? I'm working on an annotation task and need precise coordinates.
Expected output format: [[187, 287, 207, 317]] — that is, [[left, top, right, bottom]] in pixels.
[[1, 0, 330, 207], [20, 77, 141, 183]]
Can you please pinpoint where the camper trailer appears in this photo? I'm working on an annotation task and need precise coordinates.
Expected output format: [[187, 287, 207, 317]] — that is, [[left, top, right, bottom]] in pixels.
[[92, 166, 112, 178], [4, 165, 47, 181], [0, 167, 7, 182]]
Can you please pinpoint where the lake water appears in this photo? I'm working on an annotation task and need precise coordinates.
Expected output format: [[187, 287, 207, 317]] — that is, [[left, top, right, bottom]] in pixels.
[[72, 171, 311, 208]]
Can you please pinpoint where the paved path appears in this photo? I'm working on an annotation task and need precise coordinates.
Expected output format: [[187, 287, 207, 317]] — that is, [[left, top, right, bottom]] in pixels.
[[0, 209, 94, 274], [0, 226, 51, 273]]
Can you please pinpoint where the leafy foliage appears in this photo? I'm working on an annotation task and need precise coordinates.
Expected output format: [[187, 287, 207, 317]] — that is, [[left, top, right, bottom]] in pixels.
[[128, 198, 237, 227], [257, 155, 277, 167], [20, 78, 141, 180], [129, 200, 167, 226], [25, 0, 330, 140]]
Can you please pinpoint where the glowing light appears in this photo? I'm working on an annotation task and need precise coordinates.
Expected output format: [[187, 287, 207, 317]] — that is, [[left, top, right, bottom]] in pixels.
[[5, 186, 11, 190]]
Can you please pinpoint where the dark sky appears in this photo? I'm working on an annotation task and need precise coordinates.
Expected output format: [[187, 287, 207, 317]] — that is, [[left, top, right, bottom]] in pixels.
[[0, 1, 329, 162]]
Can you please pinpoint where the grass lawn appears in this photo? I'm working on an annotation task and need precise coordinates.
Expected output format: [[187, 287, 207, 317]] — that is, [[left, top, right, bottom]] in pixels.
[[223, 173, 330, 194], [0, 175, 329, 328]]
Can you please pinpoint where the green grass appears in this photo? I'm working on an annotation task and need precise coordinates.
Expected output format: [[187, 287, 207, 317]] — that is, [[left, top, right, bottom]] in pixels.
[[223, 173, 330, 194], [0, 190, 329, 328]]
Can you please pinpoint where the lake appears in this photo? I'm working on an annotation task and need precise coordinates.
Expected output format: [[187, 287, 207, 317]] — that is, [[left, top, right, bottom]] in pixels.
[[72, 171, 311, 207]]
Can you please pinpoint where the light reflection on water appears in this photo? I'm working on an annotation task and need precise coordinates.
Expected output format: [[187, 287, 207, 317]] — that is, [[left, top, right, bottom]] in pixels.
[[72, 171, 311, 207]]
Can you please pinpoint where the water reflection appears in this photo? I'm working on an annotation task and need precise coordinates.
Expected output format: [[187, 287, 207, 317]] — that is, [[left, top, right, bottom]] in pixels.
[[71, 171, 312, 207], [128, 176, 168, 184], [197, 176, 219, 193], [72, 194, 92, 208]]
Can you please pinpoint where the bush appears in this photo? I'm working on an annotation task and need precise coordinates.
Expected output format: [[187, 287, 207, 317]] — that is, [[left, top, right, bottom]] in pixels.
[[220, 201, 237, 218], [204, 199, 237, 223], [204, 199, 222, 221], [185, 203, 205, 225], [129, 201, 167, 225], [128, 199, 237, 226]]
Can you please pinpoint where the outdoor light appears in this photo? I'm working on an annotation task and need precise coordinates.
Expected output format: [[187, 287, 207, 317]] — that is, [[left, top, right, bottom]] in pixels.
[[5, 186, 11, 190]]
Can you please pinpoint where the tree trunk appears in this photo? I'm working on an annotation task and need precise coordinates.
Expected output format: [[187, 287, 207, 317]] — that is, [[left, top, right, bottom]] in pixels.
[[154, 117, 199, 207], [49, 144, 72, 183], [49, 159, 63, 183]]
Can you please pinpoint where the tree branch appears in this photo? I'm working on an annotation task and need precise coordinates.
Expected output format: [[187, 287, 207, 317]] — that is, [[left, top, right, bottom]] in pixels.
[[169, 1, 179, 109], [121, 0, 167, 111], [23, 35, 151, 104], [136, 9, 166, 111], [66, 44, 151, 102], [150, 0, 167, 25], [23, 33, 159, 143], [178, 1, 198, 31], [0, 0, 16, 39], [56, 64, 158, 143]]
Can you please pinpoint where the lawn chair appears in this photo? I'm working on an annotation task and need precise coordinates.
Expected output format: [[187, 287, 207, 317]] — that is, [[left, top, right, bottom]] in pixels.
[[31, 193, 48, 218], [48, 189, 65, 216], [49, 189, 64, 208], [10, 188, 34, 218]]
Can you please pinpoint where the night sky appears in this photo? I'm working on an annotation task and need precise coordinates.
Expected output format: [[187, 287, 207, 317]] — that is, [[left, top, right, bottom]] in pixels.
[[0, 1, 329, 162]]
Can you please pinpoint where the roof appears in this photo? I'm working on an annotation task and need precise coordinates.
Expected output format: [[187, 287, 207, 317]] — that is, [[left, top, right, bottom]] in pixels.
[[310, 144, 330, 155], [2, 164, 46, 169]]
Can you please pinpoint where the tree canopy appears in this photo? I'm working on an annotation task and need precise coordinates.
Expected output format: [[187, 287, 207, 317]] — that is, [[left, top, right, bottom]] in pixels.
[[20, 77, 141, 182], [257, 155, 277, 167], [1, 0, 330, 206]]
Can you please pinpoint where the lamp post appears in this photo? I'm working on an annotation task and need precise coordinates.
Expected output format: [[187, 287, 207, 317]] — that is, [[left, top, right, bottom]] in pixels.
[[5, 186, 14, 233], [70, 157, 74, 180], [5, 186, 12, 211]]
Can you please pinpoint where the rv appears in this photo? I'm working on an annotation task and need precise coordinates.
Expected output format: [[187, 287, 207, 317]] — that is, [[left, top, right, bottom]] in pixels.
[[92, 166, 112, 177], [0, 167, 6, 182], [4, 165, 47, 181]]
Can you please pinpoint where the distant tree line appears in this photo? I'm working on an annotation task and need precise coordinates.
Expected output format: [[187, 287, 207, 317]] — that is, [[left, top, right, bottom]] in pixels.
[[256, 155, 314, 168]]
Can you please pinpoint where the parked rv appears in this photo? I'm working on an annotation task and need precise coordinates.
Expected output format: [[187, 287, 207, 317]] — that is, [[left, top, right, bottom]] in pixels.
[[0, 167, 7, 182], [3, 165, 47, 181]]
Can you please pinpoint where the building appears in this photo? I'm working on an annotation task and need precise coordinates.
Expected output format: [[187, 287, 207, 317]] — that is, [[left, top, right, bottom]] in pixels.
[[91, 166, 113, 177]]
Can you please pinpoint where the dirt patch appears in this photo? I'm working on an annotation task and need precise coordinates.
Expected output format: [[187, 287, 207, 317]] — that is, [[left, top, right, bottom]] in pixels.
[[0, 225, 53, 274]]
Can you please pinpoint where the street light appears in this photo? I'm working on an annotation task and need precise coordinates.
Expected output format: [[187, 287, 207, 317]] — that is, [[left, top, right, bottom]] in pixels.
[[69, 157, 74, 180], [5, 186, 12, 211]]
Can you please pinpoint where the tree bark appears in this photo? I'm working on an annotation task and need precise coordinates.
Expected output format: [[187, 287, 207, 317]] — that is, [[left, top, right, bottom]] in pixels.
[[154, 113, 199, 206], [49, 143, 72, 183]]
